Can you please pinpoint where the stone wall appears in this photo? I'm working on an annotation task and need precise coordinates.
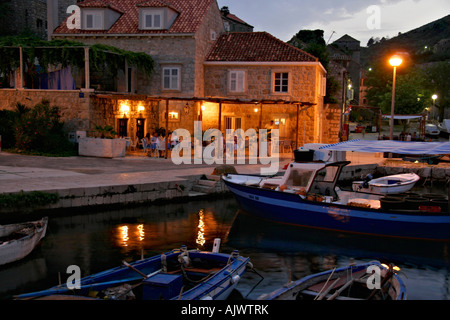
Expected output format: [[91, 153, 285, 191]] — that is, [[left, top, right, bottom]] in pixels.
[[0, 89, 91, 132], [0, 0, 47, 39], [321, 104, 341, 144]]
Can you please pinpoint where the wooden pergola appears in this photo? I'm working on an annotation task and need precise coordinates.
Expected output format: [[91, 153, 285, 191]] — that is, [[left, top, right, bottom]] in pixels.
[[95, 93, 317, 158]]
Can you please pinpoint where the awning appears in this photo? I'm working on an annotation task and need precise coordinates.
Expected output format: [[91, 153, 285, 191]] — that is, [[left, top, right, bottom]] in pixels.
[[382, 115, 423, 120], [319, 139, 450, 155]]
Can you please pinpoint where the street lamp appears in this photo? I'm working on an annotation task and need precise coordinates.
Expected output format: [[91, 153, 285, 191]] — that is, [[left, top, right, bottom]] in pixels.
[[432, 94, 438, 121], [389, 55, 403, 140]]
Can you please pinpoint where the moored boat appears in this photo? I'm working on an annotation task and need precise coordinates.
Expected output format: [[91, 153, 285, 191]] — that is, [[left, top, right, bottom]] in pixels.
[[352, 172, 420, 194], [258, 261, 406, 300], [222, 160, 450, 240], [0, 217, 48, 266], [15, 241, 251, 300]]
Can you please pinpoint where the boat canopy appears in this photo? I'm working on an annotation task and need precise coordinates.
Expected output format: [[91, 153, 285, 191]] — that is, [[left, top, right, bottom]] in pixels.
[[319, 140, 450, 155]]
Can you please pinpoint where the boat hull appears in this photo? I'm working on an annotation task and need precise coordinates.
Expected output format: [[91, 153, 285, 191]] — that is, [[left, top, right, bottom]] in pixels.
[[258, 261, 406, 300], [15, 250, 250, 300], [352, 173, 420, 194], [0, 218, 48, 266], [223, 179, 450, 241]]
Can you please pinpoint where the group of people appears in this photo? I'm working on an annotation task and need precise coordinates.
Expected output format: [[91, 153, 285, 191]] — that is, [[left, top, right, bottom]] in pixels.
[[142, 131, 180, 157]]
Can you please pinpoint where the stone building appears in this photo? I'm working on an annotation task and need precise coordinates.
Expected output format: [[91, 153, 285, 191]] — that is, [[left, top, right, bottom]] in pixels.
[[220, 6, 253, 33], [0, 0, 48, 39], [331, 34, 362, 105], [0, 0, 338, 148]]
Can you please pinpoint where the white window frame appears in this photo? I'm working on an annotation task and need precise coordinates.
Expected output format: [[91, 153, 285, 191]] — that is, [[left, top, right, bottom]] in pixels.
[[273, 71, 290, 94], [162, 66, 181, 91], [228, 70, 246, 93], [141, 9, 164, 30], [84, 10, 104, 30]]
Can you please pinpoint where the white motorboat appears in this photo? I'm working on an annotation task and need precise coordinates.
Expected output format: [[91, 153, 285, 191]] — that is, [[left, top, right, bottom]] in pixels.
[[352, 173, 420, 195]]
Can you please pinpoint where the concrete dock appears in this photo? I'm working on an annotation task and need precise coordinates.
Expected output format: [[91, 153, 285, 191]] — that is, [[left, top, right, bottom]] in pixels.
[[0, 150, 448, 215]]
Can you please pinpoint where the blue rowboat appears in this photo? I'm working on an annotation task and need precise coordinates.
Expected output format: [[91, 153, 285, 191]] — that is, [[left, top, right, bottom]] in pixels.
[[15, 242, 250, 300], [222, 161, 450, 241], [258, 261, 407, 300]]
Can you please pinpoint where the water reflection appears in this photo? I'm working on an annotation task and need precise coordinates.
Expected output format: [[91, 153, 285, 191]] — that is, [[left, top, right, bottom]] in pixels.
[[196, 209, 206, 247], [1, 196, 450, 300]]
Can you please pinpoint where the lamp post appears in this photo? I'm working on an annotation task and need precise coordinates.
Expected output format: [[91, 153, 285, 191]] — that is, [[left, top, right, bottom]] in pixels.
[[389, 55, 403, 140], [432, 94, 438, 121]]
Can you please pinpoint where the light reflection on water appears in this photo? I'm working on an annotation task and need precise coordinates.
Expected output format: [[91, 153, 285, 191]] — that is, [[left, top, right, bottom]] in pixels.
[[0, 193, 449, 300]]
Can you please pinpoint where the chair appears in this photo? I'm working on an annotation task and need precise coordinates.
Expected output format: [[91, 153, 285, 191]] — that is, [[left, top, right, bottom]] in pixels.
[[157, 138, 166, 158], [142, 138, 150, 154], [282, 139, 293, 153]]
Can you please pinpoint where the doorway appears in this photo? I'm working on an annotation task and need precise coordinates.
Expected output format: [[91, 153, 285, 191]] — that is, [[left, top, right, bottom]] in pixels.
[[136, 118, 145, 139], [118, 118, 128, 137]]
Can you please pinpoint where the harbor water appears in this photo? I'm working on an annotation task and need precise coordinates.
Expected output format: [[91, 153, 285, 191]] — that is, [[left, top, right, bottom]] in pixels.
[[1, 186, 449, 300]]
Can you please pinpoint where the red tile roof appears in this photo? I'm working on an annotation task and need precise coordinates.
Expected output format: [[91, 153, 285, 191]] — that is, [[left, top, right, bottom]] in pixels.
[[54, 0, 215, 35], [206, 32, 318, 62]]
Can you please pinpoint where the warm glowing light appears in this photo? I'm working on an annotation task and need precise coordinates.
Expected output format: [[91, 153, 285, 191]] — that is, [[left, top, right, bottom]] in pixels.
[[432, 94, 438, 100], [201, 105, 206, 111], [168, 111, 179, 120], [254, 108, 258, 113], [389, 55, 403, 67], [120, 102, 130, 114], [196, 209, 206, 247], [137, 224, 145, 241], [381, 263, 401, 272], [138, 105, 145, 112], [121, 225, 129, 247]]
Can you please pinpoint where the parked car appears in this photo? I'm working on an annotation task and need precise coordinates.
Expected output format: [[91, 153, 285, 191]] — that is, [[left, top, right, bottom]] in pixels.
[[425, 123, 440, 136]]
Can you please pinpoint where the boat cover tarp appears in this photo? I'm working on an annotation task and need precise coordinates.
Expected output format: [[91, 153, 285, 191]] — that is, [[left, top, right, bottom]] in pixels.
[[382, 115, 423, 120], [319, 139, 450, 155]]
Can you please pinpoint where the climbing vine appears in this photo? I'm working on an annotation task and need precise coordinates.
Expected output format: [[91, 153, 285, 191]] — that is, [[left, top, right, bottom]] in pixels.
[[0, 35, 154, 78]]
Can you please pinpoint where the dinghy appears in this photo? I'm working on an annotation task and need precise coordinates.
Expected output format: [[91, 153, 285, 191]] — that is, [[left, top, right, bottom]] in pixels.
[[0, 217, 48, 266], [15, 240, 251, 300], [352, 173, 420, 194], [258, 261, 406, 300]]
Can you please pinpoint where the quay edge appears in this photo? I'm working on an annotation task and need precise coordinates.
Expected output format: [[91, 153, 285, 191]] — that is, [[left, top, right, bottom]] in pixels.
[[0, 161, 448, 218]]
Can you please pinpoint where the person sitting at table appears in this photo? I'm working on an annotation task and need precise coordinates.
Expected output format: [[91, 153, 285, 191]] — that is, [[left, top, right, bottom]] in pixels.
[[150, 132, 159, 157]]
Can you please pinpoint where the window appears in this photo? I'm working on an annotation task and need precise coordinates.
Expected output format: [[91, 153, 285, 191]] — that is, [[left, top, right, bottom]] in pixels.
[[229, 70, 245, 93], [273, 72, 289, 93], [85, 11, 103, 30], [141, 9, 164, 30], [144, 13, 161, 28], [225, 117, 242, 130], [162, 67, 180, 91]]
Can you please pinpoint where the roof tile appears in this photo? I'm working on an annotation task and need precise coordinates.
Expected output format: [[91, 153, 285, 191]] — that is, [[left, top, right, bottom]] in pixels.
[[206, 32, 318, 62], [55, 0, 215, 35]]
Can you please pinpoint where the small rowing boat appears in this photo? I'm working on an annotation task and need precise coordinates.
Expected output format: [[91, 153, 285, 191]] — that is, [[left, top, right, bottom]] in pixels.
[[0, 217, 48, 266], [258, 261, 406, 300], [15, 240, 251, 300], [352, 173, 420, 194]]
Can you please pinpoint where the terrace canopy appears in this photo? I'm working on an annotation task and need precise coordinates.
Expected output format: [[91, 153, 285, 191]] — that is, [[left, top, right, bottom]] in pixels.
[[319, 139, 450, 155]]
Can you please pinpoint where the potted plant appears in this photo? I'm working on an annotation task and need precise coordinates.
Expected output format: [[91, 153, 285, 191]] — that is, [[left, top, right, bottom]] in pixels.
[[78, 124, 126, 158]]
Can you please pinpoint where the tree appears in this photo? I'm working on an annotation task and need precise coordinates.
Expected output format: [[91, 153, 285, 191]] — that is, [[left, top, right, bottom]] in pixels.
[[366, 64, 432, 115], [421, 61, 450, 119], [288, 29, 338, 101]]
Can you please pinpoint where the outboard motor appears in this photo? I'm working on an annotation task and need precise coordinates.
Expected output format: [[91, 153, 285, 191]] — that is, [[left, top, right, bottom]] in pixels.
[[362, 173, 373, 188]]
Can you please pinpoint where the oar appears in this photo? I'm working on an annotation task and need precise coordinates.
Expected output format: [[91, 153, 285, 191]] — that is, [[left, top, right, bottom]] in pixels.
[[122, 261, 149, 278]]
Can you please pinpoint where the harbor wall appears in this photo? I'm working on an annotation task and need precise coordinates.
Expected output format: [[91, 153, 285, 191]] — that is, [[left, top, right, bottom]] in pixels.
[[1, 162, 449, 216]]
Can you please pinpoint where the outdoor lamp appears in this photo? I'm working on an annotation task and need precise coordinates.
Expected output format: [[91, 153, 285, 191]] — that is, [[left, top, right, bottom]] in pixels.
[[389, 55, 403, 140]]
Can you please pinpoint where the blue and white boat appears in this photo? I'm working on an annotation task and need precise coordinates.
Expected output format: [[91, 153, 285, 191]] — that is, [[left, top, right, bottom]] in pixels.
[[15, 242, 250, 300], [258, 261, 406, 300], [222, 160, 450, 241]]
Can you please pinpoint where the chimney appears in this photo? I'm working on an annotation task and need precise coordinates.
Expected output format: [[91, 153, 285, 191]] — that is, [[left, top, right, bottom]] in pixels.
[[47, 0, 58, 41]]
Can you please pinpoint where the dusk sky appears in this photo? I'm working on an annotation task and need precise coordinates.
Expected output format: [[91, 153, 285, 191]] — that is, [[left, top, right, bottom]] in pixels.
[[217, 0, 450, 47]]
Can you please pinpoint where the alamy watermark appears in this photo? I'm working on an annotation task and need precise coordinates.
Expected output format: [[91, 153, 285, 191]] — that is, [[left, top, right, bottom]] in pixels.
[[171, 121, 280, 175], [367, 5, 382, 30], [63, 263, 385, 291]]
